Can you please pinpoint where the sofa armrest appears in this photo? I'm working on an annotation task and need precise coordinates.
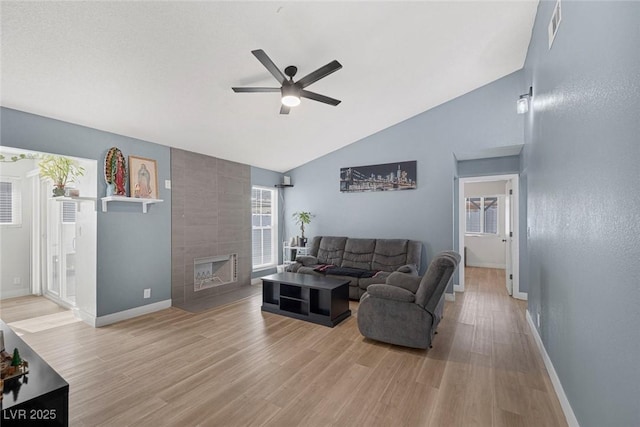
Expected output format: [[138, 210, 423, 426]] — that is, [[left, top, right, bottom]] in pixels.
[[295, 255, 318, 266], [395, 264, 418, 275], [286, 262, 302, 272], [386, 272, 422, 294], [366, 284, 416, 303]]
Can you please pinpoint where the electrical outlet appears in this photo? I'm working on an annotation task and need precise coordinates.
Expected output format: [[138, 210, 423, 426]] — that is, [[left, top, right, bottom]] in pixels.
[[13, 277, 21, 286], [143, 288, 151, 299], [537, 311, 541, 328], [164, 180, 171, 189]]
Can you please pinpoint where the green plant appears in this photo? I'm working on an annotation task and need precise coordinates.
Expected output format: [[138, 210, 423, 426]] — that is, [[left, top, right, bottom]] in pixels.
[[292, 211, 312, 239], [38, 155, 85, 189], [11, 348, 22, 367]]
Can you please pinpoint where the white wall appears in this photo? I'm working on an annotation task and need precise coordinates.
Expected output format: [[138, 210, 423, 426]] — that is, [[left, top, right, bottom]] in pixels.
[[464, 181, 506, 198], [464, 180, 507, 268], [0, 158, 36, 299]]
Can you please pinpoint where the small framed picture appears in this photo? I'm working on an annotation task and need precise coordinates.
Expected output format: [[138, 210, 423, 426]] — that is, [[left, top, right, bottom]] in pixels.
[[128, 155, 158, 199]]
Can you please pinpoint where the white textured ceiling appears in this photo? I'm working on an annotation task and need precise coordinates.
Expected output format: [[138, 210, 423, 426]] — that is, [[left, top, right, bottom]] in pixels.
[[1, 1, 538, 173]]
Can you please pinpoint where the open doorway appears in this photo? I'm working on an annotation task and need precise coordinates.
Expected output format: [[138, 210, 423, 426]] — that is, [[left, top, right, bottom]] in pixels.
[[0, 146, 97, 325], [457, 174, 525, 300]]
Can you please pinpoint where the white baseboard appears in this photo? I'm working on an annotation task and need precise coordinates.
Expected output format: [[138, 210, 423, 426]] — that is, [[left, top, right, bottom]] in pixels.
[[94, 300, 172, 328], [526, 310, 580, 427], [466, 262, 506, 269], [0, 288, 30, 300], [445, 292, 455, 302], [73, 308, 97, 327], [514, 291, 528, 301], [251, 278, 261, 285]]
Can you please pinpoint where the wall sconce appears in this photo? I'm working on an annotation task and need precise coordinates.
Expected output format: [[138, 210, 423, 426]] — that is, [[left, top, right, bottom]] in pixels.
[[517, 86, 533, 114]]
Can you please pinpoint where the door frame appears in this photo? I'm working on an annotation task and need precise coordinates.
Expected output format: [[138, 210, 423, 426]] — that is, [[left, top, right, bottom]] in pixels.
[[457, 173, 526, 300], [27, 169, 42, 296]]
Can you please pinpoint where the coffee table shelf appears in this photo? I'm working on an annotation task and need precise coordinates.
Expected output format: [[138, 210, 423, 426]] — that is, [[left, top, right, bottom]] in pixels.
[[261, 273, 351, 327]]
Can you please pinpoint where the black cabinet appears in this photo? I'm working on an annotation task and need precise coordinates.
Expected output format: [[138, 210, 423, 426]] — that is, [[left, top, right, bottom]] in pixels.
[[261, 273, 351, 327], [1, 321, 69, 426]]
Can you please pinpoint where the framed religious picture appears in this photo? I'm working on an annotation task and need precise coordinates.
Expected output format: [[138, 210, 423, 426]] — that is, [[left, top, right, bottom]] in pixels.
[[128, 155, 158, 199]]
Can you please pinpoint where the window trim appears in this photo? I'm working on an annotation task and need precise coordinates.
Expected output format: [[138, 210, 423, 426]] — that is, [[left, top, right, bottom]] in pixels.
[[0, 176, 22, 227], [251, 185, 278, 271]]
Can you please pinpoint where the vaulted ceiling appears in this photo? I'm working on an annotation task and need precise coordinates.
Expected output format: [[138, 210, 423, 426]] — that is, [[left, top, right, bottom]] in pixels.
[[1, 1, 538, 172]]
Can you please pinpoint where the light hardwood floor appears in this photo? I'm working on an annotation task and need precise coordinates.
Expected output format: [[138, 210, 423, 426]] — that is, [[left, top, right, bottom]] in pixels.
[[0, 268, 567, 426]]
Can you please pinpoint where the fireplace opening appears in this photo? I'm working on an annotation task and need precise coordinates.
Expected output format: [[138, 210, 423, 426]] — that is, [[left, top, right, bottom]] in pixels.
[[194, 253, 238, 292]]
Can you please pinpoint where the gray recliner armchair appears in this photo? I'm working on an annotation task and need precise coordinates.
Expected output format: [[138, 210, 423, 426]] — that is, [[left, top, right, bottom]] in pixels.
[[357, 250, 460, 349]]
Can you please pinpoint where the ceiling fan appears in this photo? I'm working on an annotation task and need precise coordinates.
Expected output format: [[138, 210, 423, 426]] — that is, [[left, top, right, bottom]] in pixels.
[[232, 49, 342, 115]]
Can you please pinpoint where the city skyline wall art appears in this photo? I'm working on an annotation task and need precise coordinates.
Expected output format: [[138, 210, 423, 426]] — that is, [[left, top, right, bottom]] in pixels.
[[340, 160, 417, 193]]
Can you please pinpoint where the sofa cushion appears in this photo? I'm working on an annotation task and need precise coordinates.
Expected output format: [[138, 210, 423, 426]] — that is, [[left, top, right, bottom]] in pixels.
[[415, 255, 452, 308], [371, 239, 409, 272], [396, 264, 418, 275], [319, 274, 356, 288], [316, 236, 347, 265], [297, 266, 324, 277], [358, 272, 391, 290], [323, 266, 376, 278], [295, 255, 318, 266], [386, 271, 422, 294], [340, 238, 376, 270]]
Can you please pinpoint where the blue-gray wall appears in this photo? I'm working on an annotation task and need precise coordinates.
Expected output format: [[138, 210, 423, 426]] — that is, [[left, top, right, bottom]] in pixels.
[[522, 1, 640, 426], [284, 70, 525, 277], [457, 155, 520, 177], [250, 166, 284, 278], [1, 107, 172, 317]]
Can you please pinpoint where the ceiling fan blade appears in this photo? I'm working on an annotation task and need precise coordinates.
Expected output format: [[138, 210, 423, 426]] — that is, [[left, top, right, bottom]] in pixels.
[[296, 60, 342, 88], [252, 49, 286, 85], [232, 87, 280, 93], [300, 90, 341, 106], [280, 105, 290, 115]]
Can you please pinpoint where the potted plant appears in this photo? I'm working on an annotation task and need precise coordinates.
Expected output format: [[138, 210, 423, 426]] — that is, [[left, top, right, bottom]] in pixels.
[[292, 211, 312, 246], [38, 155, 85, 197]]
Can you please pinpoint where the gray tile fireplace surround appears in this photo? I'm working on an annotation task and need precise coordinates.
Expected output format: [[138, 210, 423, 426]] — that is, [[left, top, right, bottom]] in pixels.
[[171, 148, 252, 312]]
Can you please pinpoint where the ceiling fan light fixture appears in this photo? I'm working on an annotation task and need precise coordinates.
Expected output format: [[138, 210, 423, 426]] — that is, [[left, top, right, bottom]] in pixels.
[[281, 95, 301, 107], [281, 84, 301, 107]]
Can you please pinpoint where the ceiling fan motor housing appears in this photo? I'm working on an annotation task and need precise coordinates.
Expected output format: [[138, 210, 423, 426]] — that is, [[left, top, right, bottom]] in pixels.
[[284, 66, 298, 79]]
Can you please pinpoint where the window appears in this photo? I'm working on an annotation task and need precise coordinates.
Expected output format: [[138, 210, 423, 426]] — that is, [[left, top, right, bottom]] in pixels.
[[62, 201, 76, 224], [252, 186, 277, 270], [465, 196, 498, 234], [0, 177, 22, 226]]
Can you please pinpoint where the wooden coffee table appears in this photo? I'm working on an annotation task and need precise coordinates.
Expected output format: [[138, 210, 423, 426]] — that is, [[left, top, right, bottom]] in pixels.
[[261, 272, 351, 327]]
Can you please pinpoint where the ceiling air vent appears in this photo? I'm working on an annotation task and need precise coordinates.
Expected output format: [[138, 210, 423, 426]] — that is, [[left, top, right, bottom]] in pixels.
[[548, 0, 562, 49]]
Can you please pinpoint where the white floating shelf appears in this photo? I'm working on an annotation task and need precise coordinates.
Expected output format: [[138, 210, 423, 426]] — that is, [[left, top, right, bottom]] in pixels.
[[101, 196, 164, 213], [52, 196, 97, 211]]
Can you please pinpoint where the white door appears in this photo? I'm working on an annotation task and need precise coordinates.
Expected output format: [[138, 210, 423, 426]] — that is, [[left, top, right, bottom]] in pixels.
[[44, 192, 77, 307], [504, 180, 514, 295]]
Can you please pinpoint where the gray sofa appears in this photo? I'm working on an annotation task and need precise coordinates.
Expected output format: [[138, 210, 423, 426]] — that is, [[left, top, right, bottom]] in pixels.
[[286, 236, 422, 300], [357, 250, 460, 349]]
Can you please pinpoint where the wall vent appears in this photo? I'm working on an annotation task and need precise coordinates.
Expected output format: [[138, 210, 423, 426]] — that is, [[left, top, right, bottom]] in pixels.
[[548, 0, 562, 49]]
